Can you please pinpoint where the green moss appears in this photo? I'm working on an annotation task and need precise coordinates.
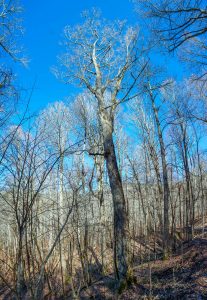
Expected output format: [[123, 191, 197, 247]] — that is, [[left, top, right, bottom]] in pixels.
[[118, 279, 128, 294], [163, 253, 169, 260], [126, 268, 137, 286], [65, 275, 71, 285], [117, 269, 137, 294]]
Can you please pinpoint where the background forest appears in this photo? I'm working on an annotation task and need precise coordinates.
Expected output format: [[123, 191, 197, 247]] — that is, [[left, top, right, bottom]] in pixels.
[[0, 0, 207, 299]]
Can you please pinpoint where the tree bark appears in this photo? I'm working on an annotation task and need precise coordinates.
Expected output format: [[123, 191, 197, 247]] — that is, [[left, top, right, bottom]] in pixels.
[[100, 110, 128, 280]]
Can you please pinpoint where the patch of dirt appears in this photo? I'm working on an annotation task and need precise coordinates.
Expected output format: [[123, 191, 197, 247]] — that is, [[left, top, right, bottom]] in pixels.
[[80, 238, 207, 299]]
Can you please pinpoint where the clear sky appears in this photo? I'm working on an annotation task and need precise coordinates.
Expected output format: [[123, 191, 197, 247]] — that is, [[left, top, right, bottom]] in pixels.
[[14, 0, 137, 113]]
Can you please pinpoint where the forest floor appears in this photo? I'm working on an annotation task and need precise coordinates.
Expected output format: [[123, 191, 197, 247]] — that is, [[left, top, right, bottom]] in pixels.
[[80, 238, 207, 299], [0, 237, 207, 299]]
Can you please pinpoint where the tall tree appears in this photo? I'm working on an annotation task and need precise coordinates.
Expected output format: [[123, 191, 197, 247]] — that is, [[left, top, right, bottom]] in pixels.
[[146, 82, 170, 258], [55, 10, 146, 282]]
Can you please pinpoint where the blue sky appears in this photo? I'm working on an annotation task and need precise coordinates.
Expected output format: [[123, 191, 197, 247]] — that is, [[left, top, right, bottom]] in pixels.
[[14, 0, 136, 113], [13, 0, 184, 114]]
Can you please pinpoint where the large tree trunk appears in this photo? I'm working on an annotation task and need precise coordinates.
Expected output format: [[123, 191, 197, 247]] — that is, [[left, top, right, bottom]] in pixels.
[[90, 38, 129, 281], [100, 111, 128, 281]]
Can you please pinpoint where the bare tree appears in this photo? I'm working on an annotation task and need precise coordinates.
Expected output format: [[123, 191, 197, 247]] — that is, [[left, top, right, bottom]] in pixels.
[[135, 0, 207, 81], [55, 9, 146, 282], [0, 0, 26, 107], [0, 0, 28, 180]]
